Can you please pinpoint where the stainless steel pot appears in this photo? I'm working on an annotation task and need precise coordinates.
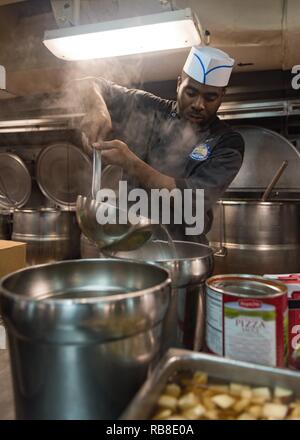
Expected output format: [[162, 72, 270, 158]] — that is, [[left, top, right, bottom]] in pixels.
[[115, 240, 214, 351], [80, 233, 100, 258], [208, 199, 300, 274], [0, 259, 171, 420], [0, 210, 12, 240], [12, 208, 81, 265]]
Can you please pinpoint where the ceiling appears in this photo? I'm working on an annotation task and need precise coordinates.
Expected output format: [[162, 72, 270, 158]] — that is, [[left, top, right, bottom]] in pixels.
[[0, 0, 299, 96]]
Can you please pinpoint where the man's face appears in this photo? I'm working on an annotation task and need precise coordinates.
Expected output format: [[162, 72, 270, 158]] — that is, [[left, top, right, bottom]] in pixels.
[[176, 73, 225, 126]]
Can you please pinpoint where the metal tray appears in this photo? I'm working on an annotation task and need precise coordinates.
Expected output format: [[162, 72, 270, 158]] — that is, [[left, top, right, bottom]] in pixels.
[[121, 349, 300, 420]]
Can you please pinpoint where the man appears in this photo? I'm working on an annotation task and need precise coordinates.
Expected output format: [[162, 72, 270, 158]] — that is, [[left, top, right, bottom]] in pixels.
[[72, 45, 244, 243]]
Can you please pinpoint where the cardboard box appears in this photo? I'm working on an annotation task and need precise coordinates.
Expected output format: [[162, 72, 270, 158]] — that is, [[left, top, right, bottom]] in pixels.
[[0, 240, 27, 278], [0, 240, 27, 349]]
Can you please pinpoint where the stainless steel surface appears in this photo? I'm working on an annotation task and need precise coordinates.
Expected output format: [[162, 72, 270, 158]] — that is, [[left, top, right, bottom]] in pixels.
[[261, 160, 289, 201], [208, 199, 300, 274], [12, 208, 80, 265], [207, 274, 287, 297], [0, 210, 12, 240], [121, 348, 300, 420], [76, 195, 153, 251], [115, 241, 214, 351], [1, 99, 300, 134], [116, 241, 214, 288], [0, 153, 31, 209], [229, 126, 300, 191], [92, 148, 102, 200], [0, 349, 14, 420], [0, 259, 171, 420], [101, 165, 123, 192], [218, 99, 300, 120], [80, 233, 100, 258], [36, 143, 92, 208]]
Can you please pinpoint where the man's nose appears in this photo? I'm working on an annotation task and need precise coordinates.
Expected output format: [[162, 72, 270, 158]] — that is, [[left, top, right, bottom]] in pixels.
[[191, 96, 205, 111]]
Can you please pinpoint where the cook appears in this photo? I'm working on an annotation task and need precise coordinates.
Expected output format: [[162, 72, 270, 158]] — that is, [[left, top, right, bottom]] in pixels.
[[70, 45, 245, 244]]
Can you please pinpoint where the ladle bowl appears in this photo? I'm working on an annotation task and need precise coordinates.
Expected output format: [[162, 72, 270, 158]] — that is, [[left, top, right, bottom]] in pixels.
[[76, 195, 154, 251]]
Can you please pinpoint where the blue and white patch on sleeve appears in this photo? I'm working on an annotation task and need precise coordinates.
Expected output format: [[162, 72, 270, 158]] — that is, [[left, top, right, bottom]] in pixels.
[[189, 143, 211, 161]]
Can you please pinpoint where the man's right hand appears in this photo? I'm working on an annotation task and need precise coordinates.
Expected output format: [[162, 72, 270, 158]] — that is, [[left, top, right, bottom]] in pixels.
[[80, 107, 112, 156]]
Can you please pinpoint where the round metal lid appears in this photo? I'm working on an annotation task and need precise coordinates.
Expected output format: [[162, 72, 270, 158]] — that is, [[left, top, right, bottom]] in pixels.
[[207, 274, 287, 297], [229, 126, 300, 191], [0, 153, 31, 209], [36, 143, 92, 208]]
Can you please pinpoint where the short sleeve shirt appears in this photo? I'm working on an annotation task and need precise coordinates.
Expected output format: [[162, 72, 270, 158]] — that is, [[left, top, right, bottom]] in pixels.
[[96, 78, 244, 242]]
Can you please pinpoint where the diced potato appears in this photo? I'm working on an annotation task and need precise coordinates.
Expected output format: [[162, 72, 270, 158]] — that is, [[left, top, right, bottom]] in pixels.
[[234, 398, 251, 413], [274, 387, 293, 399], [251, 396, 269, 405], [289, 402, 300, 409], [153, 370, 299, 421], [202, 395, 216, 411], [183, 404, 206, 420], [193, 371, 208, 385], [153, 409, 172, 420], [252, 387, 271, 401], [237, 412, 257, 420], [241, 388, 253, 399], [166, 415, 188, 420], [212, 394, 235, 409], [204, 409, 219, 420], [202, 389, 215, 398], [157, 394, 178, 411], [290, 406, 300, 418], [230, 383, 246, 396], [210, 384, 230, 393], [248, 405, 263, 418], [164, 383, 181, 398], [178, 392, 199, 410], [262, 403, 288, 419]]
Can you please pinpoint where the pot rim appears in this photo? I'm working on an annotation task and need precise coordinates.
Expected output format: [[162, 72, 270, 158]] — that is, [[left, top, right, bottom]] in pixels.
[[114, 240, 214, 263], [217, 200, 300, 206], [0, 258, 171, 305], [13, 207, 67, 213]]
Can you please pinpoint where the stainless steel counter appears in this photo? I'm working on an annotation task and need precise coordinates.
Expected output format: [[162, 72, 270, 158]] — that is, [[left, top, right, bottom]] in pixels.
[[0, 349, 14, 420]]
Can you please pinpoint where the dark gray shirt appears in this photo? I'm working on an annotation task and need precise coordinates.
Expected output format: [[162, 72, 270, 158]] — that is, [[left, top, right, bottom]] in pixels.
[[97, 78, 244, 243]]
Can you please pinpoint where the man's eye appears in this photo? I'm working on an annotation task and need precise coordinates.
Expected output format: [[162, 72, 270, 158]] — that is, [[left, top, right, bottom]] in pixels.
[[186, 89, 197, 97], [204, 95, 217, 102]]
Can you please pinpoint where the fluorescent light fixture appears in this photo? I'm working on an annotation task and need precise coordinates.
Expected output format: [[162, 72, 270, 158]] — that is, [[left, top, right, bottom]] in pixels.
[[43, 8, 201, 61]]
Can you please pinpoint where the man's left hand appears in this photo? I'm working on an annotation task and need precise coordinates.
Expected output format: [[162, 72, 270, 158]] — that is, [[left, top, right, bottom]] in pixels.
[[93, 140, 137, 172]]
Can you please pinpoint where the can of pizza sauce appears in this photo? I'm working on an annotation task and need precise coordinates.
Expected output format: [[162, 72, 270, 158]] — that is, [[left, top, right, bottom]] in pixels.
[[205, 274, 288, 367]]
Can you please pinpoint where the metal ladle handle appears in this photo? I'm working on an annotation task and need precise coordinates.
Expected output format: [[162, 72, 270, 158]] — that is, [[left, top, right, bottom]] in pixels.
[[92, 147, 102, 200], [261, 160, 288, 202]]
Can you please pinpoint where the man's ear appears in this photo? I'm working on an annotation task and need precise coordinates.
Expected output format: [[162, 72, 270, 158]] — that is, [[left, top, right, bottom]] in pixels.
[[177, 75, 182, 93]]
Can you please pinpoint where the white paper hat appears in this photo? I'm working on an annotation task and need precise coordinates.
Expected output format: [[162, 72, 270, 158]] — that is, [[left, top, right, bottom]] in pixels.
[[183, 46, 235, 87]]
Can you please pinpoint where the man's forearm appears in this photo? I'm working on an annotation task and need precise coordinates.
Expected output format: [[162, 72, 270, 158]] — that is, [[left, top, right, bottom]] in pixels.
[[129, 156, 176, 191]]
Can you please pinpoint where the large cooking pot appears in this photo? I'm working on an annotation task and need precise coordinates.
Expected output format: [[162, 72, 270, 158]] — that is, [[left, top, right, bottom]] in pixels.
[[0, 259, 171, 420], [12, 208, 80, 265], [208, 198, 300, 275], [114, 240, 214, 351], [0, 210, 12, 240]]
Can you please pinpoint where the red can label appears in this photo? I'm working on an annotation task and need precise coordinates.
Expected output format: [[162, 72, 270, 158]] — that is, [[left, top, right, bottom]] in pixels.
[[288, 303, 300, 369], [206, 287, 288, 367], [264, 274, 300, 369]]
